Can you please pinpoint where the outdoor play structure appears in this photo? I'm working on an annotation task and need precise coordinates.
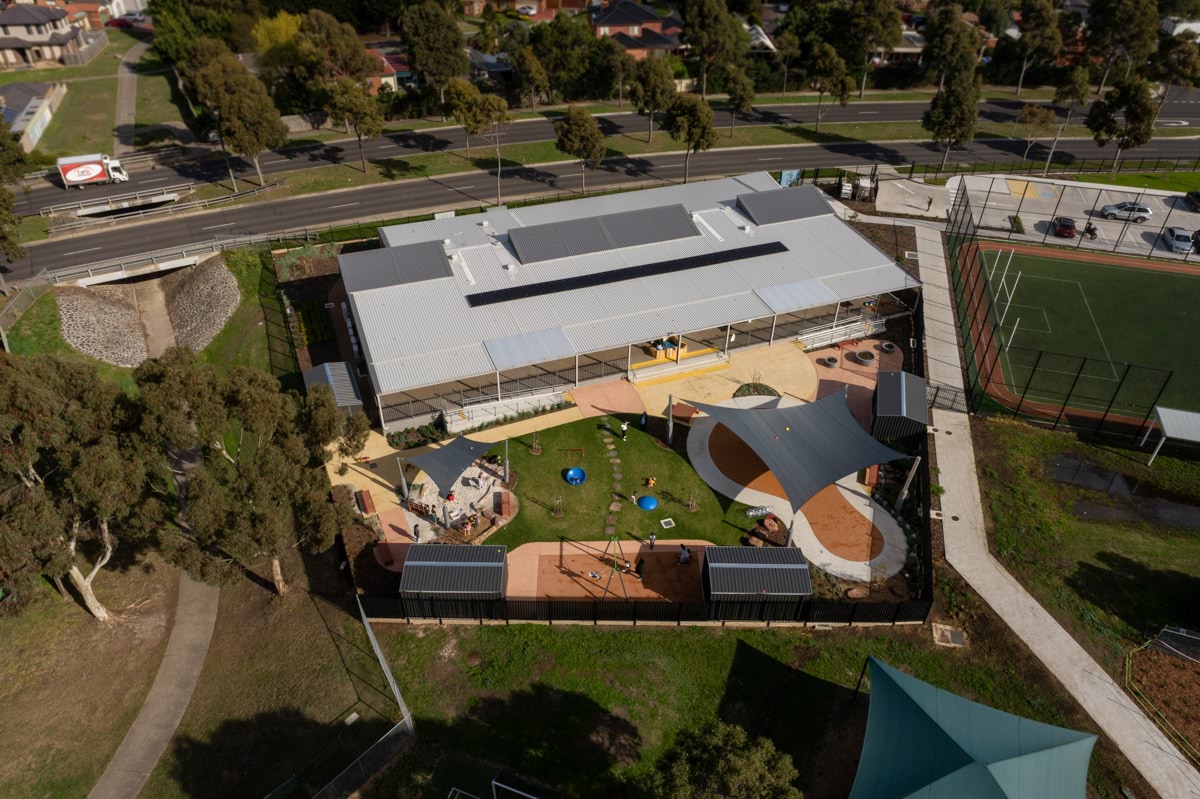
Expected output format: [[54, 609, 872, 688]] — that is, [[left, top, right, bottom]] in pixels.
[[564, 467, 587, 486]]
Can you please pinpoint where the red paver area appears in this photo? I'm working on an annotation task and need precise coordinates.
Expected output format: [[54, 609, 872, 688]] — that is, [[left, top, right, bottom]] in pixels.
[[507, 540, 710, 600], [373, 507, 415, 572]]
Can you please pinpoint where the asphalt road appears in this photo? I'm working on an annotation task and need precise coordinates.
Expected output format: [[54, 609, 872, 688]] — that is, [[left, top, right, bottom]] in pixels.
[[10, 133, 1200, 283], [19, 87, 1200, 214]]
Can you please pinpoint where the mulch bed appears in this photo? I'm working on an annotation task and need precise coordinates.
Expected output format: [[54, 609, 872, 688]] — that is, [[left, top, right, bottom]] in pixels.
[[850, 220, 919, 277], [1130, 646, 1200, 754]]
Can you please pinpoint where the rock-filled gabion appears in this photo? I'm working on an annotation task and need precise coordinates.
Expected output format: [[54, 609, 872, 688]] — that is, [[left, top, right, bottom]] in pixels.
[[57, 286, 149, 367], [162, 256, 240, 352]]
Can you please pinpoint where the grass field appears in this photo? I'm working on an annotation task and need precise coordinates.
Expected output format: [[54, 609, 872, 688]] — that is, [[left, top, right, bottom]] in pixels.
[[36, 77, 118, 156], [977, 246, 1200, 413], [481, 417, 756, 550], [134, 52, 192, 145]]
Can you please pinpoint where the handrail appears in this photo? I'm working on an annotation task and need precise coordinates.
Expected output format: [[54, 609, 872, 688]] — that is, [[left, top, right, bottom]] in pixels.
[[38, 183, 195, 216], [46, 180, 283, 233], [23, 145, 189, 181]]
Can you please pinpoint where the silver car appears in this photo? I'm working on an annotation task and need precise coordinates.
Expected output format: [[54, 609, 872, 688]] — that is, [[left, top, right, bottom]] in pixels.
[[1161, 226, 1195, 254], [1100, 201, 1152, 223]]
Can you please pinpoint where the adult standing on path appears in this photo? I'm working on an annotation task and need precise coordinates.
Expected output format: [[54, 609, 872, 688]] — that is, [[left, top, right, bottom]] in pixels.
[[114, 36, 154, 155]]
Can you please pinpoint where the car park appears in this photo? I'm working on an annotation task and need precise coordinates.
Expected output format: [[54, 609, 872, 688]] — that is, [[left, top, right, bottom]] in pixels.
[[1053, 216, 1077, 238], [1183, 190, 1200, 212], [1161, 227, 1195, 254], [1100, 201, 1152, 223]]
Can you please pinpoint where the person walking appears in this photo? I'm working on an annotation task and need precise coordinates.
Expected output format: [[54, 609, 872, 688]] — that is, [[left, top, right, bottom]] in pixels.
[[620, 420, 629, 441], [648, 532, 656, 549], [630, 491, 639, 505], [412, 524, 420, 543], [926, 196, 934, 211]]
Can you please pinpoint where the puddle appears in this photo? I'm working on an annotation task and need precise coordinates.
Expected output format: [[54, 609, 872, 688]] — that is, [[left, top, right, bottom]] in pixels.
[[1050, 455, 1200, 529]]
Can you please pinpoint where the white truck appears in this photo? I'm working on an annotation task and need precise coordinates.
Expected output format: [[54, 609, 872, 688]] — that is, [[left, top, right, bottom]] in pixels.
[[56, 154, 129, 189]]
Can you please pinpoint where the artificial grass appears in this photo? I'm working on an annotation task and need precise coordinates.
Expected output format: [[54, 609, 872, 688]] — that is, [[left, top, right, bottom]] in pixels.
[[481, 417, 757, 550], [978, 248, 1200, 412]]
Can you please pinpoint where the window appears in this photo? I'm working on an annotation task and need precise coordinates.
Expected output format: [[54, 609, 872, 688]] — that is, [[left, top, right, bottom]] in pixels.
[[600, 25, 609, 34], [630, 25, 640, 35]]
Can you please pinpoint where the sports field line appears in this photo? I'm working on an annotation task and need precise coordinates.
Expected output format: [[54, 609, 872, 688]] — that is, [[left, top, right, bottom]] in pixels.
[[984, 250, 1200, 278], [1000, 304, 1051, 334], [1007, 273, 1120, 380]]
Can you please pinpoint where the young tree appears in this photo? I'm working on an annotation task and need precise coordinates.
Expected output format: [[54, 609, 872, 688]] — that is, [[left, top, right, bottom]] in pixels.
[[724, 65, 755, 137], [325, 78, 384, 173], [555, 106, 606, 191], [401, 1, 468, 110], [194, 53, 288, 185], [681, 0, 738, 97], [1086, 77, 1156, 169], [478, 95, 513, 205], [1043, 66, 1090, 172], [663, 94, 717, 184], [849, 0, 902, 98], [923, 2, 981, 92], [445, 78, 483, 155], [775, 30, 801, 94], [1018, 104, 1057, 161], [1086, 0, 1159, 96], [1150, 33, 1200, 117], [251, 11, 302, 57], [592, 36, 638, 107], [1014, 0, 1063, 96], [476, 4, 503, 54], [630, 57, 677, 144], [639, 721, 801, 799], [923, 67, 981, 168], [510, 46, 549, 111], [809, 43, 854, 131]]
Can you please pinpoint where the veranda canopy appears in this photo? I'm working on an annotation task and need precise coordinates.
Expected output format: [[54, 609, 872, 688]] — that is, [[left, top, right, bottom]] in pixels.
[[850, 657, 1096, 799], [408, 436, 492, 495], [689, 392, 905, 512]]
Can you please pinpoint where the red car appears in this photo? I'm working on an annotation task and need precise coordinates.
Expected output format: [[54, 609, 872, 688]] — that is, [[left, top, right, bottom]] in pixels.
[[105, 17, 134, 28], [1053, 216, 1077, 238]]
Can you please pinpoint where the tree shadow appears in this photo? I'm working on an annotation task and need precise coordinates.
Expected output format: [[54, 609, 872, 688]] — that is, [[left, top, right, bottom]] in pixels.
[[1065, 551, 1200, 635]]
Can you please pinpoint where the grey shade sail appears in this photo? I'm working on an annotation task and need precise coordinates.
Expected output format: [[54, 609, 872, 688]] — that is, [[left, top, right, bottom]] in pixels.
[[1156, 406, 1200, 445], [339, 240, 452, 292], [507, 204, 699, 264], [398, 544, 507, 598], [484, 327, 575, 371], [872, 371, 928, 440], [850, 657, 1096, 799], [704, 546, 812, 600], [302, 361, 362, 412], [408, 436, 493, 494], [736, 185, 833, 226], [689, 393, 906, 512]]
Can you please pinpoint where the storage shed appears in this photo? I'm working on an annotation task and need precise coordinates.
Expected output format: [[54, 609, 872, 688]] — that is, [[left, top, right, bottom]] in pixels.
[[398, 544, 507, 600], [703, 546, 813, 602], [302, 361, 363, 416], [871, 371, 928, 441]]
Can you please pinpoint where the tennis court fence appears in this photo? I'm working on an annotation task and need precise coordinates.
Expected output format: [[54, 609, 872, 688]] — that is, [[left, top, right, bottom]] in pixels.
[[945, 184, 1174, 442]]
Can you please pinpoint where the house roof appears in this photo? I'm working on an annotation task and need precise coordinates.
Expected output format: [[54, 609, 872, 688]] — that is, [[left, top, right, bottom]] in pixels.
[[592, 0, 660, 27], [705, 546, 813, 599], [637, 27, 678, 47], [0, 5, 67, 25], [346, 174, 920, 397], [0, 81, 51, 114], [301, 361, 363, 409]]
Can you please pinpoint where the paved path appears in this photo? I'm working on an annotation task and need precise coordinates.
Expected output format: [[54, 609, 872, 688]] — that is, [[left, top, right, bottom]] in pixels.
[[132, 278, 176, 357], [908, 220, 1200, 798], [114, 38, 152, 155]]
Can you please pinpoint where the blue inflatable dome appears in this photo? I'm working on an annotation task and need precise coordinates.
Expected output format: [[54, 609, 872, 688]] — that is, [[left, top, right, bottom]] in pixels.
[[564, 467, 587, 486], [637, 495, 659, 511]]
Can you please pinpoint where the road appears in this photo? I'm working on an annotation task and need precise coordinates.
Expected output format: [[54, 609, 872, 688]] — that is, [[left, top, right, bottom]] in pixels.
[[10, 133, 1200, 283], [20, 86, 1200, 214]]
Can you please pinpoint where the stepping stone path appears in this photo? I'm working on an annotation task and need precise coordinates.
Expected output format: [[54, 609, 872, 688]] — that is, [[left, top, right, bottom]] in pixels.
[[600, 424, 628, 526]]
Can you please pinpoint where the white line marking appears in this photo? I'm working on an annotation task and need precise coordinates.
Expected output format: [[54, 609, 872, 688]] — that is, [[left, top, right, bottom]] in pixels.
[[64, 247, 101, 255], [757, 157, 782, 161], [141, 177, 168, 183], [201, 222, 234, 230], [858, 111, 879, 115], [329, 202, 359, 209], [262, 159, 287, 165], [457, 185, 475, 189]]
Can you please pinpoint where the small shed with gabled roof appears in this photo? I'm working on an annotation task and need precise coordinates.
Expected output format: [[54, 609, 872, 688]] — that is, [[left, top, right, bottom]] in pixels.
[[398, 544, 507, 600], [871, 371, 928, 441], [703, 546, 813, 602]]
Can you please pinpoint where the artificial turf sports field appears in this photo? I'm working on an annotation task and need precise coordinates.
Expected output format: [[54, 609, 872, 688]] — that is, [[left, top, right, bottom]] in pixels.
[[972, 244, 1200, 415]]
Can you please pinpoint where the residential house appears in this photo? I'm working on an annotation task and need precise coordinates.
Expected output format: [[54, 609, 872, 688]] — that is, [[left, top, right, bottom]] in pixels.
[[27, 0, 128, 31], [468, 47, 512, 81], [0, 80, 65, 151], [590, 0, 681, 60], [744, 22, 775, 53], [0, 5, 87, 67]]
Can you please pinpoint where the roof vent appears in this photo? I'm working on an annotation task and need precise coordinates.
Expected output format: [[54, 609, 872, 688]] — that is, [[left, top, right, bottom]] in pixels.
[[480, 219, 490, 227], [443, 238, 452, 245]]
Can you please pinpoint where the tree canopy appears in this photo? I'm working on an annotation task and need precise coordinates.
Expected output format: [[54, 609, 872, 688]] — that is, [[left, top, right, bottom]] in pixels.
[[923, 67, 981, 167], [325, 77, 384, 172], [1014, 0, 1063, 95], [1085, 77, 1156, 166], [724, 65, 755, 137], [630, 57, 677, 144], [194, 52, 288, 185], [923, 2, 982, 92], [680, 0, 739, 97], [529, 13, 595, 102], [808, 43, 854, 131], [663, 94, 717, 184], [555, 106, 606, 190], [848, 0, 902, 97], [402, 1, 468, 107], [638, 720, 802, 799]]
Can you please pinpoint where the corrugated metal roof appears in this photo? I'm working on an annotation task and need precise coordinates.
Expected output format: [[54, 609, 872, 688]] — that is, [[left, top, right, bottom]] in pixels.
[[1157, 407, 1200, 444], [819, 265, 921, 300], [705, 546, 813, 597], [340, 240, 452, 292], [874, 371, 929, 425], [380, 210, 521, 248], [736, 185, 833, 225], [507, 204, 699, 264], [484, 327, 575, 371], [755, 279, 840, 314], [302, 361, 363, 408], [398, 544, 506, 596]]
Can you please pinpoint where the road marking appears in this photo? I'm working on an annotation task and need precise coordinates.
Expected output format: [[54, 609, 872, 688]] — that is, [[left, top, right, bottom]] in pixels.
[[141, 177, 168, 183], [757, 157, 782, 161], [457, 185, 475, 189], [262, 159, 287, 165], [329, 202, 359, 209], [64, 247, 101, 255], [201, 222, 235, 230], [379, 143, 400, 148], [858, 110, 879, 114]]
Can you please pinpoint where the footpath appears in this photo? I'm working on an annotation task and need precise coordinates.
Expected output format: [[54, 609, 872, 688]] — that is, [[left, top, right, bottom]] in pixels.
[[852, 184, 1200, 797]]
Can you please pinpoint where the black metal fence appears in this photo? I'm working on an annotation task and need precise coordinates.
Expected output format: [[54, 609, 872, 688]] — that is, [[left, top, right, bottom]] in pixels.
[[361, 596, 933, 626], [945, 184, 1174, 441]]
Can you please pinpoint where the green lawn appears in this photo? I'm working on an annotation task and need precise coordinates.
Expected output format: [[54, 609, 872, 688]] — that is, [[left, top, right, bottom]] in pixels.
[[5, 290, 137, 392], [977, 247, 1200, 412], [36, 77, 118, 156], [481, 417, 755, 550], [134, 52, 192, 144], [974, 418, 1200, 669], [364, 620, 1143, 798], [0, 30, 146, 87]]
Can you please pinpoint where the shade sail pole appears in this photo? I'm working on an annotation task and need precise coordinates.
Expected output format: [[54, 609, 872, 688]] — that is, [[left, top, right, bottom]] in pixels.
[[395, 457, 408, 499]]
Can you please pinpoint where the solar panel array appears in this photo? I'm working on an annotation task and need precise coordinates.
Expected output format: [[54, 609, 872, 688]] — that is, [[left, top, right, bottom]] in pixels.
[[339, 239, 452, 293], [507, 204, 700, 264], [736, 185, 833, 226], [465, 241, 789, 308]]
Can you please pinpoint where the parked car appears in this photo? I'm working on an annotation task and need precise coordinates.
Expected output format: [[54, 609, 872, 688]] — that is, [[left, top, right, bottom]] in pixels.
[[1100, 201, 1152, 223], [120, 11, 146, 23], [517, 4, 537, 14], [105, 17, 134, 27], [1183, 190, 1200, 212], [1053, 216, 1077, 238], [1161, 226, 1195, 254]]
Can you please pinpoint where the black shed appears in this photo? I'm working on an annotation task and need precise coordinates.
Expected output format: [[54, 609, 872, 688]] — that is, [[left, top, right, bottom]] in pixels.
[[398, 544, 507, 600], [871, 371, 928, 441], [703, 546, 813, 602]]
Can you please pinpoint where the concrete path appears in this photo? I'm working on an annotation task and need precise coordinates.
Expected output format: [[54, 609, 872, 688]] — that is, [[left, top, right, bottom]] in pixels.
[[911, 222, 1200, 797], [88, 572, 219, 799], [114, 38, 152, 155], [132, 279, 176, 358]]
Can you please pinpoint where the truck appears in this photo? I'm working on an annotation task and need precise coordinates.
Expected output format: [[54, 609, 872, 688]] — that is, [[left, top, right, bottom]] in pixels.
[[56, 154, 129, 189]]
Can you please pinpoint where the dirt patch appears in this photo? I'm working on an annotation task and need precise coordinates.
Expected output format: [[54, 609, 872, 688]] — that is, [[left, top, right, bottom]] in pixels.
[[849, 221, 919, 279], [1130, 646, 1200, 754], [534, 551, 703, 602]]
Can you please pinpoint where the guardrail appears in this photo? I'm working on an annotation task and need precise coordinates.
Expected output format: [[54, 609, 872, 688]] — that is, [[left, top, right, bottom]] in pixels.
[[39, 183, 195, 217], [23, 145, 190, 181], [47, 180, 283, 234]]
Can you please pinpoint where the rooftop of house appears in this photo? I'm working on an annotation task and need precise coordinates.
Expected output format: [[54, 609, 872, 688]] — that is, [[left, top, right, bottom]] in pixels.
[[0, 4, 68, 25], [591, 0, 661, 27]]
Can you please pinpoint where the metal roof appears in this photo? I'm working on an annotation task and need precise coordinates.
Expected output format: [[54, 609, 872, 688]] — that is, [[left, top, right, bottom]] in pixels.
[[484, 327, 575, 371], [302, 361, 363, 408], [705, 546, 813, 598], [755, 278, 840, 314], [398, 544, 506, 597], [736, 185, 834, 225], [340, 240, 452, 292], [1156, 406, 1200, 445], [506, 204, 699, 264], [874, 371, 928, 425]]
